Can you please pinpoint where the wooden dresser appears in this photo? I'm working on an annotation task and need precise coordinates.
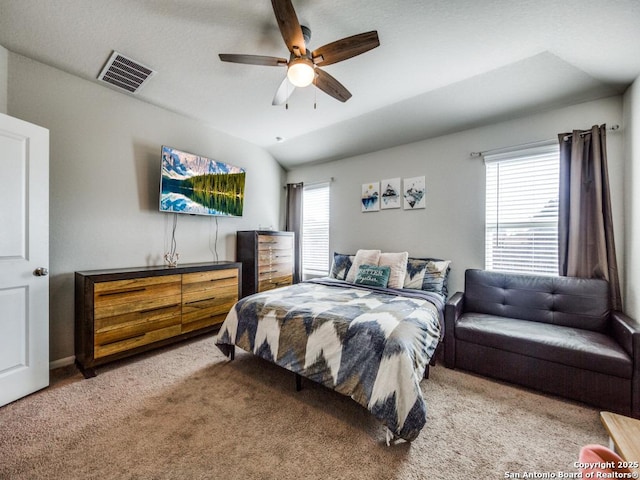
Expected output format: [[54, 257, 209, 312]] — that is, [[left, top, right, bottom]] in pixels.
[[236, 230, 294, 297], [75, 262, 240, 377]]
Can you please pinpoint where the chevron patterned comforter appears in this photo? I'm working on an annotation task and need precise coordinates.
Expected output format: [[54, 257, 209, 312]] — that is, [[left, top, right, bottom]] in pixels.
[[214, 278, 443, 442]]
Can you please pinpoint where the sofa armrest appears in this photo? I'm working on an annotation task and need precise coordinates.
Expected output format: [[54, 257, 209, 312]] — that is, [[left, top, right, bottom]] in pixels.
[[444, 291, 464, 368], [611, 311, 640, 358], [611, 311, 640, 418]]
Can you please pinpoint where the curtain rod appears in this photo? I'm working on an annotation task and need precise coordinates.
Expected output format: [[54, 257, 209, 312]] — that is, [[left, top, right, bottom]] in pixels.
[[470, 124, 620, 158], [469, 139, 555, 158], [283, 177, 334, 189], [561, 124, 619, 141], [307, 177, 334, 186]]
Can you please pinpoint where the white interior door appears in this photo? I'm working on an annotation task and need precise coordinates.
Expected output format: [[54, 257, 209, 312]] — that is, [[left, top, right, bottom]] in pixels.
[[0, 112, 49, 407]]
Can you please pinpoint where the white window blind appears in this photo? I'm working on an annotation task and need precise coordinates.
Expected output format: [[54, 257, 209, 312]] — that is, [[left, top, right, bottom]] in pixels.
[[485, 144, 560, 275], [302, 182, 330, 275]]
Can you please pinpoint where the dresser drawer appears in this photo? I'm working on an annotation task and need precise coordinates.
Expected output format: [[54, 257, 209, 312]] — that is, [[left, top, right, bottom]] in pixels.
[[257, 250, 293, 266], [258, 234, 293, 251], [92, 275, 182, 358], [94, 324, 182, 359], [258, 262, 293, 278], [95, 304, 182, 345], [258, 267, 293, 291], [182, 268, 239, 332], [258, 274, 293, 292], [93, 275, 182, 319]]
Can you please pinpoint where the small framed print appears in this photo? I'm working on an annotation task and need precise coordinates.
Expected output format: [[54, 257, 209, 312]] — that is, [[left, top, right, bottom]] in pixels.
[[361, 182, 380, 212], [403, 176, 426, 210], [380, 178, 401, 209]]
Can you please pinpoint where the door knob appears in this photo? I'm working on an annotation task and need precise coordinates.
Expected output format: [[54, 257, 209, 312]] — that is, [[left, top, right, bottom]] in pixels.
[[34, 267, 49, 277]]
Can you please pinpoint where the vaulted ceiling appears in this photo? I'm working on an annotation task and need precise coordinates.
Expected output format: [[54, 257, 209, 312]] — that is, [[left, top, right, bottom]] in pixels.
[[1, 0, 639, 169]]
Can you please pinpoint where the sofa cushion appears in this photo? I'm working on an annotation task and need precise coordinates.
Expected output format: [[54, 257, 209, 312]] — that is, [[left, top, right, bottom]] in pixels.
[[464, 269, 610, 332], [456, 313, 632, 379]]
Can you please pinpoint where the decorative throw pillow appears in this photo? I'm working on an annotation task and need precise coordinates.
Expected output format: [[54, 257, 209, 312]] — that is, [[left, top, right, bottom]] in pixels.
[[404, 258, 451, 297], [345, 249, 381, 283], [354, 264, 391, 288], [329, 253, 354, 280], [378, 251, 409, 289]]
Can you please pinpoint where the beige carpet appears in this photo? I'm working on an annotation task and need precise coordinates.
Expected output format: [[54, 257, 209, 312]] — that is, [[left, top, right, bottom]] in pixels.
[[0, 335, 608, 480]]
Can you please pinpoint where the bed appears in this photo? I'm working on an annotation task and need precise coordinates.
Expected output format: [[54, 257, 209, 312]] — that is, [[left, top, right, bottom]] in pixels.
[[215, 251, 449, 442]]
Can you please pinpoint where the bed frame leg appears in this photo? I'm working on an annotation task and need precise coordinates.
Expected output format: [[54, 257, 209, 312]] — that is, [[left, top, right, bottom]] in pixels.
[[430, 343, 440, 367], [423, 343, 440, 379], [295, 373, 302, 391]]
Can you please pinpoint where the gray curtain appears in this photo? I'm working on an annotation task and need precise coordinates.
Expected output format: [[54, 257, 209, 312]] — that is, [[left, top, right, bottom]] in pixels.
[[285, 182, 303, 284], [558, 124, 621, 310]]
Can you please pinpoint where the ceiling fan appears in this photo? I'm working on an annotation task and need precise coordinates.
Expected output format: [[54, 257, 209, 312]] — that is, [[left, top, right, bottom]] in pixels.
[[219, 0, 380, 105]]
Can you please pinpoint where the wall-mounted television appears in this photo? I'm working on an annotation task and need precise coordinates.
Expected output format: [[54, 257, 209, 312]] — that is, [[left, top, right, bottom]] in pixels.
[[159, 145, 246, 217]]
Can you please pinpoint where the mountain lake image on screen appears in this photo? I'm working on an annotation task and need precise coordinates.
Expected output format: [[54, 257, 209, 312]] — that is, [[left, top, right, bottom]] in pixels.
[[159, 146, 246, 217]]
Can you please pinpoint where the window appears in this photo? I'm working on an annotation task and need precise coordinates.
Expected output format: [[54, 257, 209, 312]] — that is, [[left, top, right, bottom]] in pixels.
[[302, 182, 330, 276], [485, 144, 559, 275]]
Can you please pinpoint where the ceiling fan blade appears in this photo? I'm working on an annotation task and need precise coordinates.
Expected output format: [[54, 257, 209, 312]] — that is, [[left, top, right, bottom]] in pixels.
[[219, 54, 288, 67], [312, 31, 380, 67], [272, 76, 295, 105], [314, 68, 352, 103], [271, 0, 306, 56]]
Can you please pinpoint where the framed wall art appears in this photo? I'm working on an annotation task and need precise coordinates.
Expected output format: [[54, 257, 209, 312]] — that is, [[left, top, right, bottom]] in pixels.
[[361, 182, 380, 212], [380, 178, 401, 209], [403, 176, 426, 210]]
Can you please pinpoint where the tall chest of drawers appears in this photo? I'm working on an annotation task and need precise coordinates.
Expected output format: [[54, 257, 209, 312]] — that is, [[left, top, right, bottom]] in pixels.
[[236, 230, 295, 297], [75, 262, 240, 377]]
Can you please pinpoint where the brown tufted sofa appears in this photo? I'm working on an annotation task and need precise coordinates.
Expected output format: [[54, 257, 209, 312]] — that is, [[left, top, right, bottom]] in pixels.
[[444, 269, 640, 418]]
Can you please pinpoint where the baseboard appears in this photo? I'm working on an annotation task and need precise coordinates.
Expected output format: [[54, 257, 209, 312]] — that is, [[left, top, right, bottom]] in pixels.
[[50, 356, 75, 370]]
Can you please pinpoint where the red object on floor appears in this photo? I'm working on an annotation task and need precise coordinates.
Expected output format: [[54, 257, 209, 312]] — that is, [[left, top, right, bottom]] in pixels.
[[578, 444, 632, 476]]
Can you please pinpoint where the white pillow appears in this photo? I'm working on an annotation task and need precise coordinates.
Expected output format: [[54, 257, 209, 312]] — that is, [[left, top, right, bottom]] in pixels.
[[345, 249, 381, 283], [379, 252, 409, 289]]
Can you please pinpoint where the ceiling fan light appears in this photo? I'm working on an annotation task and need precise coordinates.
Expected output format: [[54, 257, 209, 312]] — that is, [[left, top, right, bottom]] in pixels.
[[287, 60, 315, 87]]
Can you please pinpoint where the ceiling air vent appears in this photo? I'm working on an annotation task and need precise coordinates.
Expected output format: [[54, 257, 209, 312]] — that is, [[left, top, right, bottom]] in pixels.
[[97, 51, 156, 94]]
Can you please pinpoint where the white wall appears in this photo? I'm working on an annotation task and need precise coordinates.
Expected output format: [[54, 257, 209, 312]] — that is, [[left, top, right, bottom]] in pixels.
[[287, 96, 626, 298], [0, 44, 7, 114], [7, 53, 285, 363], [623, 78, 640, 318], [6, 45, 634, 362]]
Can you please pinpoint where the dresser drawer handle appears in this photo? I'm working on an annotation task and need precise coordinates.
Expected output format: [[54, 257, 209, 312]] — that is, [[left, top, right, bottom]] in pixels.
[[184, 298, 215, 306], [99, 287, 146, 297], [99, 333, 145, 346], [140, 304, 178, 314]]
